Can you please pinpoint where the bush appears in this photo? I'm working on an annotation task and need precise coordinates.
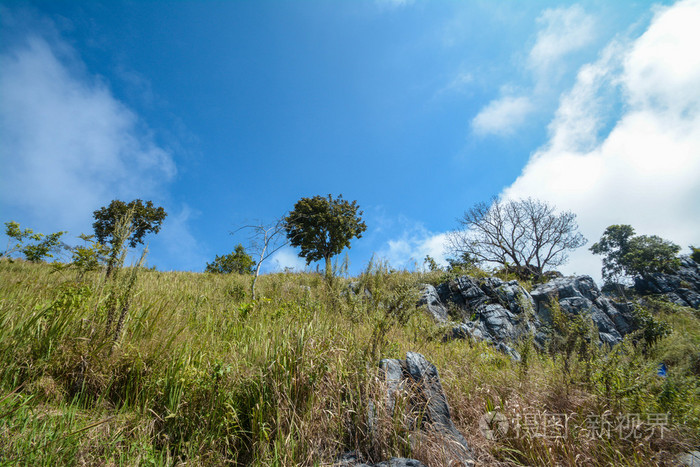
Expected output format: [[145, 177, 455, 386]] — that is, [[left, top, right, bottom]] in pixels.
[[205, 244, 254, 274]]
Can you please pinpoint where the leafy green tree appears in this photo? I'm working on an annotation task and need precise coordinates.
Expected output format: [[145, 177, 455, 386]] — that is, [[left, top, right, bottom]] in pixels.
[[1, 221, 66, 262], [590, 225, 681, 283], [92, 199, 167, 248], [285, 194, 367, 278], [588, 225, 635, 284], [205, 244, 255, 274], [623, 235, 681, 275]]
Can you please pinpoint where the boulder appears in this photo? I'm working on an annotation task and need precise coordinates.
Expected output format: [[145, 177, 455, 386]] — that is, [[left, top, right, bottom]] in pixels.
[[678, 450, 700, 467], [335, 452, 427, 467], [377, 352, 474, 465], [634, 256, 700, 309]]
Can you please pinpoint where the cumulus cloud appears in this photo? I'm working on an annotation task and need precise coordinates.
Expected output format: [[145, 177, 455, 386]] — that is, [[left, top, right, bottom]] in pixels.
[[379, 224, 449, 270], [0, 12, 208, 271], [0, 35, 176, 235], [472, 95, 534, 136], [471, 4, 596, 136], [502, 0, 700, 281], [268, 247, 307, 272]]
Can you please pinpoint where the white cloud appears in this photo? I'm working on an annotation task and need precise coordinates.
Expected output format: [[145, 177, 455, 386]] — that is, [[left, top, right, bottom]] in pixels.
[[376, 0, 414, 10], [471, 5, 596, 137], [379, 225, 449, 270], [472, 95, 534, 136], [0, 35, 176, 235], [502, 0, 700, 282], [269, 247, 307, 272], [439, 71, 474, 95], [528, 5, 596, 77], [0, 14, 208, 272]]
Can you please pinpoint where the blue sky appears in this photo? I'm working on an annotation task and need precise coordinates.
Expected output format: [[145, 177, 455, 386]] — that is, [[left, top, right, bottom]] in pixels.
[[1, 0, 699, 279]]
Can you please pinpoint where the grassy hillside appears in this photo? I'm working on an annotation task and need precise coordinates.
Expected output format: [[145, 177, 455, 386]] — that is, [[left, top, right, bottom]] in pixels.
[[0, 259, 698, 465]]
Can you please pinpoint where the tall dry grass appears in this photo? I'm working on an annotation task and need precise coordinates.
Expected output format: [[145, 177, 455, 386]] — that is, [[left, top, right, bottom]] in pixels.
[[0, 258, 697, 465]]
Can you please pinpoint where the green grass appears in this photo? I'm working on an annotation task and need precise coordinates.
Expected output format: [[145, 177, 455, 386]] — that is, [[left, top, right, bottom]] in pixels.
[[0, 259, 698, 465]]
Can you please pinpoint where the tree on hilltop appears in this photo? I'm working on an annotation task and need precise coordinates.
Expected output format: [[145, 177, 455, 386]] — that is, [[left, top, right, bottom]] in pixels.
[[590, 225, 681, 285], [448, 197, 586, 279], [93, 199, 166, 277], [206, 244, 255, 275], [93, 199, 167, 248], [284, 194, 366, 279]]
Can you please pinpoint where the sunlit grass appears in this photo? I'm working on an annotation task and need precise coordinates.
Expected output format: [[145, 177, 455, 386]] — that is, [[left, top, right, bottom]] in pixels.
[[0, 259, 697, 465]]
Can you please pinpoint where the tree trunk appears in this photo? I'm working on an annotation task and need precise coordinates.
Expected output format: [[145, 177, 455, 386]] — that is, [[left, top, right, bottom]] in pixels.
[[325, 255, 332, 281]]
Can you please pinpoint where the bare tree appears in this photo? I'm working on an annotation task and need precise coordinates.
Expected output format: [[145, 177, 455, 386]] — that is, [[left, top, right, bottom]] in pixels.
[[448, 197, 586, 278], [234, 218, 289, 300]]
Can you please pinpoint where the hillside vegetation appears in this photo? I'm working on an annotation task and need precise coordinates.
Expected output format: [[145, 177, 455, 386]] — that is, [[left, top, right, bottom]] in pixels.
[[0, 259, 698, 466]]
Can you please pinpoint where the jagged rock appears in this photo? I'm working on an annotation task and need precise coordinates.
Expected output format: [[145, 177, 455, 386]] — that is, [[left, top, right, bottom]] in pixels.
[[434, 275, 537, 353], [335, 452, 427, 467], [417, 284, 448, 322], [530, 275, 636, 345], [495, 342, 521, 362], [378, 352, 474, 465], [349, 282, 373, 300], [634, 256, 700, 309], [426, 273, 638, 349], [678, 450, 700, 466]]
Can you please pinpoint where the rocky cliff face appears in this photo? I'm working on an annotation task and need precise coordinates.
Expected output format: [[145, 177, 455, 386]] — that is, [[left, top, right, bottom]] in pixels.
[[420, 274, 639, 356], [634, 256, 700, 309]]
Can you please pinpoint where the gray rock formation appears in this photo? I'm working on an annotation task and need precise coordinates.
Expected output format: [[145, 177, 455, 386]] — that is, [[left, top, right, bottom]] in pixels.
[[377, 352, 474, 466], [335, 452, 427, 467], [634, 256, 700, 309], [530, 275, 637, 346], [420, 274, 638, 350], [678, 450, 700, 467], [417, 284, 448, 322]]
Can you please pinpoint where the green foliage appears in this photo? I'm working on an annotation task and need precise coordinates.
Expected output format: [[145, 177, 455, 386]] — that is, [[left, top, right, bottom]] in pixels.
[[631, 305, 672, 352], [624, 235, 681, 275], [70, 234, 109, 276], [591, 225, 681, 283], [590, 224, 635, 284], [546, 298, 597, 373], [1, 221, 66, 262], [446, 251, 476, 272], [422, 255, 441, 272], [285, 194, 367, 276], [92, 199, 166, 248], [689, 245, 700, 264], [205, 244, 254, 274]]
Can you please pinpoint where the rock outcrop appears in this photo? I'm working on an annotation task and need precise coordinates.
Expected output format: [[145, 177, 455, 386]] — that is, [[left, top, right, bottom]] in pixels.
[[420, 274, 638, 351], [417, 284, 448, 323], [634, 256, 700, 309], [336, 452, 427, 467], [377, 352, 474, 466], [530, 275, 637, 346]]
